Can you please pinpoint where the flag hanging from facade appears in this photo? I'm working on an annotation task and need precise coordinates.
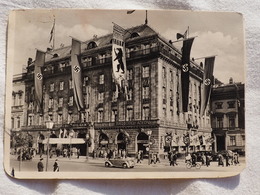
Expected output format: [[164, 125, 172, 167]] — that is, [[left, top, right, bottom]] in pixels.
[[176, 30, 188, 40], [71, 38, 85, 111], [49, 19, 55, 43], [34, 50, 45, 112], [112, 23, 128, 97], [200, 56, 215, 116], [181, 37, 195, 112]]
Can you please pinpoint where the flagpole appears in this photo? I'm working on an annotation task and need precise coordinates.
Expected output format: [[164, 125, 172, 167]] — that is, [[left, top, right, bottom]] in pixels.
[[193, 55, 217, 61], [145, 10, 148, 24], [53, 18, 55, 50]]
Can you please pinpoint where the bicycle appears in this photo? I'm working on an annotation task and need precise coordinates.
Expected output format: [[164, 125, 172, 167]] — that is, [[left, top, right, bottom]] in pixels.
[[186, 161, 201, 169]]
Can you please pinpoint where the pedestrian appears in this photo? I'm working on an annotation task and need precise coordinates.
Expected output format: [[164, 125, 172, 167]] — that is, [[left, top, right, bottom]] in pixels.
[[137, 151, 142, 163], [218, 154, 224, 167], [77, 148, 80, 159], [201, 153, 206, 166], [37, 158, 44, 172], [206, 154, 211, 167], [53, 159, 59, 172], [225, 155, 230, 167], [155, 153, 160, 163], [185, 153, 191, 164]]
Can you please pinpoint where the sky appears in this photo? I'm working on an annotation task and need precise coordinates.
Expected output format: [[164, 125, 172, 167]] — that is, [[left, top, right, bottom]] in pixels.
[[10, 9, 245, 83]]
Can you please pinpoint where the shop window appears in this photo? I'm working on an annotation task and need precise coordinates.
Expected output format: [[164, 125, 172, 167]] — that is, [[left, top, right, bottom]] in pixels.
[[230, 136, 236, 146]]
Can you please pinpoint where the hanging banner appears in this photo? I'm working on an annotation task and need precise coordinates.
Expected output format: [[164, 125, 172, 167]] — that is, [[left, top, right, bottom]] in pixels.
[[34, 50, 46, 113], [71, 38, 85, 111], [181, 37, 195, 112], [112, 23, 127, 95], [200, 56, 215, 116]]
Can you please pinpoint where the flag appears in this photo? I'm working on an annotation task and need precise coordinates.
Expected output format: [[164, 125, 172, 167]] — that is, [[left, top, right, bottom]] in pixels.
[[34, 50, 45, 113], [181, 37, 195, 112], [49, 19, 55, 43], [71, 38, 85, 111], [200, 57, 215, 116], [176, 30, 188, 40], [112, 23, 128, 98], [127, 10, 135, 14]]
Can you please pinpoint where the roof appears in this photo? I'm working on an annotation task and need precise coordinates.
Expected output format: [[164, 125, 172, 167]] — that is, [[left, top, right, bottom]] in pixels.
[[44, 24, 166, 62]]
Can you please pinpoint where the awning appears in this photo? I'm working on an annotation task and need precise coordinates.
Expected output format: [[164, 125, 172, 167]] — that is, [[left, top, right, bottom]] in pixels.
[[42, 138, 85, 144]]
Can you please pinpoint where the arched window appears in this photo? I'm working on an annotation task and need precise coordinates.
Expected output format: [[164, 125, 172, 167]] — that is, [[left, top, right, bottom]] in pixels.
[[87, 41, 97, 49]]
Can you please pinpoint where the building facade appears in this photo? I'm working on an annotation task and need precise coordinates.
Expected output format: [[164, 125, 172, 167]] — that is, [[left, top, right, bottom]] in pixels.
[[19, 24, 213, 157], [211, 78, 245, 152]]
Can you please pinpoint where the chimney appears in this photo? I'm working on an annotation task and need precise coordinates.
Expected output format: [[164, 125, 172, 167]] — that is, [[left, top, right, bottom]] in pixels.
[[229, 77, 233, 84]]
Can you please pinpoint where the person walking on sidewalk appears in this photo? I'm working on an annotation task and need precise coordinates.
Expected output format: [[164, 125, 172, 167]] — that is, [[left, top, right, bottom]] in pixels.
[[137, 151, 142, 163], [53, 159, 59, 172], [37, 158, 44, 172]]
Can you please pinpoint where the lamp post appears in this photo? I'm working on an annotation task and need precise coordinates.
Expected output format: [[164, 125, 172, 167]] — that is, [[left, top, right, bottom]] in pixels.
[[147, 130, 152, 165], [86, 132, 90, 161], [45, 120, 54, 172]]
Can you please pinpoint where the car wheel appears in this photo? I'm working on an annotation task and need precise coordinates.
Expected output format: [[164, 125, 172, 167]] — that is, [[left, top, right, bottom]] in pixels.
[[105, 162, 110, 167], [123, 163, 128, 169]]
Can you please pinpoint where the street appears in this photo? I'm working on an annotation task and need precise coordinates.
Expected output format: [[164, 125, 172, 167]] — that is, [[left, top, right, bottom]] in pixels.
[[9, 154, 245, 173]]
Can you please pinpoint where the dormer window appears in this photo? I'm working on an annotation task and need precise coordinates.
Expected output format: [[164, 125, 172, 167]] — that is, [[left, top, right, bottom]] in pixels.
[[87, 41, 97, 49], [130, 32, 140, 38], [53, 53, 59, 58]]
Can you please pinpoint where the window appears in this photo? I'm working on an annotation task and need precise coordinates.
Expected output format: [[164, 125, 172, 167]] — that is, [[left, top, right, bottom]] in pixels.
[[68, 113, 72, 124], [99, 74, 104, 84], [58, 114, 63, 124], [99, 54, 106, 64], [228, 101, 236, 108], [127, 69, 133, 80], [142, 106, 150, 120], [83, 76, 89, 86], [98, 109, 103, 122], [17, 117, 20, 128], [163, 107, 166, 118], [58, 97, 63, 107], [143, 86, 149, 99], [87, 41, 97, 49], [229, 115, 236, 129], [127, 89, 133, 101], [142, 66, 150, 78], [59, 81, 64, 90], [112, 91, 118, 102], [162, 67, 166, 80], [29, 102, 34, 110], [170, 109, 174, 117], [39, 116, 43, 125], [217, 116, 223, 128], [18, 94, 22, 106], [163, 87, 166, 104], [28, 116, 33, 126], [126, 107, 133, 121], [215, 102, 223, 109], [69, 79, 73, 89], [111, 110, 117, 122], [48, 98, 54, 108], [230, 136, 236, 146], [170, 70, 173, 83], [11, 118, 14, 129], [98, 92, 104, 102], [69, 96, 73, 106], [50, 83, 54, 92]]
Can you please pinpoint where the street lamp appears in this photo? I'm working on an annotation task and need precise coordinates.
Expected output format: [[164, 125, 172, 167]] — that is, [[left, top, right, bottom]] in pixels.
[[147, 130, 152, 165], [45, 120, 54, 172]]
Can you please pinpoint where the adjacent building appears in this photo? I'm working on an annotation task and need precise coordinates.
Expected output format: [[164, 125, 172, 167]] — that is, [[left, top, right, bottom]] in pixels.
[[19, 24, 213, 157], [211, 78, 245, 152]]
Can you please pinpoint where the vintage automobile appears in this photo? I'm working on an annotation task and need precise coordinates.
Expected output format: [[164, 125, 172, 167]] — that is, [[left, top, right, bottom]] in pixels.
[[105, 157, 135, 168]]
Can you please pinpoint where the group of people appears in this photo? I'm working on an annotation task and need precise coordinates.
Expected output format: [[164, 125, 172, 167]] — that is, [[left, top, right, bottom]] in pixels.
[[93, 148, 128, 159], [218, 152, 240, 167], [37, 158, 59, 172]]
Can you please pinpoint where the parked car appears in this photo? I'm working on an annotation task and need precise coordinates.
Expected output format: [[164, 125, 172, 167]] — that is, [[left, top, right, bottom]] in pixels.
[[105, 157, 135, 168]]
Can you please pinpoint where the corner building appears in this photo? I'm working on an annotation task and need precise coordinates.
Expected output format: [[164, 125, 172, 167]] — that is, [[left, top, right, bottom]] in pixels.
[[22, 24, 212, 157]]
